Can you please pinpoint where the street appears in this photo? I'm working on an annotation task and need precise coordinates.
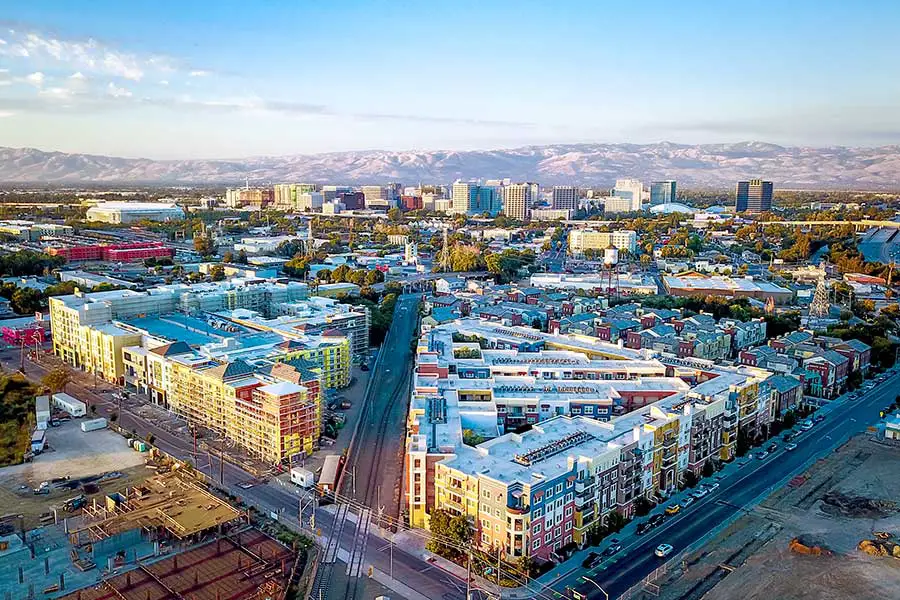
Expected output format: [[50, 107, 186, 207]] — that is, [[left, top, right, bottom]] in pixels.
[[544, 369, 900, 599]]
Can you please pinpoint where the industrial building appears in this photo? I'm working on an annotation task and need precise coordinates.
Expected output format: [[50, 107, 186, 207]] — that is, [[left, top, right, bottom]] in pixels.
[[85, 202, 185, 224], [662, 273, 793, 303], [47, 241, 174, 262]]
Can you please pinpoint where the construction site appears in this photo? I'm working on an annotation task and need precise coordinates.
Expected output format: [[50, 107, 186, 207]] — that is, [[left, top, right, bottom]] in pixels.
[[638, 433, 900, 600], [0, 469, 300, 600]]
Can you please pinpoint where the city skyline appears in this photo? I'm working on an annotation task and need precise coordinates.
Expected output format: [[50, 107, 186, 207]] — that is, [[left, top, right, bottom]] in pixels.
[[1, 1, 898, 159]]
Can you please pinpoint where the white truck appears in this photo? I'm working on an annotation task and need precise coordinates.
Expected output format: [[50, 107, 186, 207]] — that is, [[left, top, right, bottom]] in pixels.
[[290, 466, 315, 489]]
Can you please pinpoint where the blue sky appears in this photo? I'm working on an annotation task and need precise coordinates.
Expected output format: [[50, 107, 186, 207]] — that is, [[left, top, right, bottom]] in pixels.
[[1, 0, 898, 158]]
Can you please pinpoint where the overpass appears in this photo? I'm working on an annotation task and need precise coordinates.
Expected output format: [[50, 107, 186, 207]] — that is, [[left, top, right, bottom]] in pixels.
[[373, 270, 491, 293], [755, 220, 900, 231]]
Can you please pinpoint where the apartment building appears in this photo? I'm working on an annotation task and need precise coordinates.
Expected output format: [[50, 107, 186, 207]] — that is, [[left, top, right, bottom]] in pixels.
[[567, 229, 638, 256], [406, 318, 772, 560], [551, 186, 578, 211], [502, 183, 532, 220]]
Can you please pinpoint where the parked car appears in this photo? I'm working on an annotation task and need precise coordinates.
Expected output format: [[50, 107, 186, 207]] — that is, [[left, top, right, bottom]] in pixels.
[[767, 442, 778, 453], [800, 420, 814, 431], [813, 414, 826, 424], [704, 482, 720, 491], [654, 543, 674, 558], [692, 488, 709, 499], [756, 451, 769, 460], [785, 442, 798, 451], [581, 552, 601, 569], [649, 514, 665, 527], [682, 496, 695, 508], [636, 522, 650, 536], [665, 504, 681, 516], [782, 432, 794, 442]]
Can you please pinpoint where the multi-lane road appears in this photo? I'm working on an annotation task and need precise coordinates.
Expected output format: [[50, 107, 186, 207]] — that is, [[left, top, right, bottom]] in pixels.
[[547, 369, 900, 599]]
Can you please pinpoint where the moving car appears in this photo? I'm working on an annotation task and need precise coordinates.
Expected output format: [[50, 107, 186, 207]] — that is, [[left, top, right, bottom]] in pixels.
[[813, 414, 826, 424], [654, 543, 674, 558], [767, 442, 778, 453], [704, 482, 720, 491], [636, 522, 650, 536], [602, 542, 623, 557], [649, 514, 666, 527], [800, 420, 814, 431], [665, 504, 681, 516], [691, 488, 710, 499], [682, 496, 695, 508], [756, 450, 769, 460], [782, 433, 794, 442], [581, 552, 601, 569], [785, 442, 798, 451]]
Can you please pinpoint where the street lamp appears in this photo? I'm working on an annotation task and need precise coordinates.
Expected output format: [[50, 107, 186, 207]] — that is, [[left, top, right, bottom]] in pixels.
[[582, 576, 609, 600]]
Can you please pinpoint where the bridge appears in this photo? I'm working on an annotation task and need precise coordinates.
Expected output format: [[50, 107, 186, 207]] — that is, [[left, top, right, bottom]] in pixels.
[[755, 220, 900, 231]]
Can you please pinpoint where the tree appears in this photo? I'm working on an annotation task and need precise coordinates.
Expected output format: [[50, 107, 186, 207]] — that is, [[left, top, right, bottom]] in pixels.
[[42, 367, 71, 393], [606, 511, 628, 534], [276, 239, 303, 258], [364, 269, 384, 285], [682, 470, 699, 489], [193, 234, 217, 257], [634, 496, 653, 517], [426, 509, 473, 560], [209, 265, 226, 281], [387, 207, 402, 223], [222, 251, 234, 263], [235, 249, 249, 264], [282, 255, 310, 279], [10, 287, 43, 314], [702, 461, 715, 478]]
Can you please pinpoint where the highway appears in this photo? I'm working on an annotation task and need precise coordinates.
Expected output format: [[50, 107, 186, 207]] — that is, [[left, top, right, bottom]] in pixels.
[[546, 369, 900, 599]]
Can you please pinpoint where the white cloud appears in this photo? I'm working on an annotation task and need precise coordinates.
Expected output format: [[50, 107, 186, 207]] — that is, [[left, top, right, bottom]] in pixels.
[[189, 70, 211, 77], [159, 80, 169, 86], [24, 71, 44, 87], [106, 82, 132, 98], [0, 111, 14, 118], [0, 30, 198, 82], [39, 87, 76, 100], [69, 71, 86, 80]]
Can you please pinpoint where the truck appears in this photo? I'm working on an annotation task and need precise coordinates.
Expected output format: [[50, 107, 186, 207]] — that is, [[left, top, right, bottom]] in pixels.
[[80, 418, 107, 432], [30, 429, 46, 454], [317, 455, 343, 501], [35, 395, 51, 430], [52, 393, 87, 417], [290, 466, 315, 489]]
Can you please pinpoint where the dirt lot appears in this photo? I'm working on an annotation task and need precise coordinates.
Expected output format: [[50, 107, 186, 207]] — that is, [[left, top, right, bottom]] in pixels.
[[0, 420, 149, 528], [644, 434, 900, 600]]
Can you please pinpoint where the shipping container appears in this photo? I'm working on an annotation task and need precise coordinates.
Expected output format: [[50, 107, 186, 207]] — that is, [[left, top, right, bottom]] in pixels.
[[30, 429, 46, 454], [52, 393, 87, 417], [80, 418, 107, 432]]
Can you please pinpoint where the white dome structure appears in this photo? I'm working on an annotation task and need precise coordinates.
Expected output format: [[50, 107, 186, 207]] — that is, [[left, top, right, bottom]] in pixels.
[[649, 202, 696, 214]]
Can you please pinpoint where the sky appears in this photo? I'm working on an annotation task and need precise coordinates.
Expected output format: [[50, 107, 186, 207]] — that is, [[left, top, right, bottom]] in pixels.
[[1, 0, 898, 159]]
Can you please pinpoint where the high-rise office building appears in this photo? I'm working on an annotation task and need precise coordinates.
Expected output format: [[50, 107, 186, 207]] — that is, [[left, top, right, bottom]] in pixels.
[[503, 183, 532, 220], [612, 178, 644, 211], [650, 180, 677, 205], [451, 181, 500, 216], [552, 186, 578, 210], [735, 180, 773, 213]]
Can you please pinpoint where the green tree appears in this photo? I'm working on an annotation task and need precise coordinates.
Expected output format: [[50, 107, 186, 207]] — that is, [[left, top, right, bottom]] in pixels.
[[702, 461, 715, 478], [209, 265, 226, 281], [276, 239, 303, 257], [365, 269, 384, 285], [10, 287, 43, 314], [222, 251, 234, 263], [235, 249, 249, 264], [282, 255, 310, 279], [193, 234, 217, 257], [426, 509, 472, 560], [41, 366, 71, 393], [387, 207, 402, 222]]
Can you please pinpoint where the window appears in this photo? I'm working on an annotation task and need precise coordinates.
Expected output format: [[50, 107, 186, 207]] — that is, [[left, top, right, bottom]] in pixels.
[[533, 508, 542, 518], [482, 490, 491, 499], [482, 533, 490, 543], [556, 483, 563, 494], [584, 405, 594, 414], [565, 521, 573, 531], [544, 533, 552, 543], [565, 506, 573, 516], [533, 539, 540, 550], [532, 523, 541, 534], [546, 489, 553, 499], [566, 479, 573, 489]]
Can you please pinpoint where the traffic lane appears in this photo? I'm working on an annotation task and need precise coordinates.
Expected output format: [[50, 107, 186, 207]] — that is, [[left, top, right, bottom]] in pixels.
[[573, 374, 900, 595]]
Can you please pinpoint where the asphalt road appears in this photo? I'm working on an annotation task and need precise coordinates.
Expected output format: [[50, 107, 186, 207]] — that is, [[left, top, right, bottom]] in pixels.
[[549, 370, 900, 599]]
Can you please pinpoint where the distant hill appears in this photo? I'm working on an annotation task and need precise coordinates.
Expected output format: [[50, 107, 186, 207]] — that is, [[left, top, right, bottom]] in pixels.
[[2, 142, 900, 189]]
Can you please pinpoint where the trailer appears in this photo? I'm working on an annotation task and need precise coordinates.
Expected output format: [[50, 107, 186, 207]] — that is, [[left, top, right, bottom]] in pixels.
[[317, 455, 343, 500], [52, 393, 87, 417], [35, 395, 51, 430], [30, 429, 46, 454], [290, 466, 315, 489], [80, 418, 107, 432]]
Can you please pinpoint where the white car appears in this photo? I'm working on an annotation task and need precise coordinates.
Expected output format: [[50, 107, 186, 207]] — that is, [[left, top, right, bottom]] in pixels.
[[655, 543, 674, 558]]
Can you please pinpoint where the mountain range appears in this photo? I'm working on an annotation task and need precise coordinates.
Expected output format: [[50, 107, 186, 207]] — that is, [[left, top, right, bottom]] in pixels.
[[2, 142, 900, 189]]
